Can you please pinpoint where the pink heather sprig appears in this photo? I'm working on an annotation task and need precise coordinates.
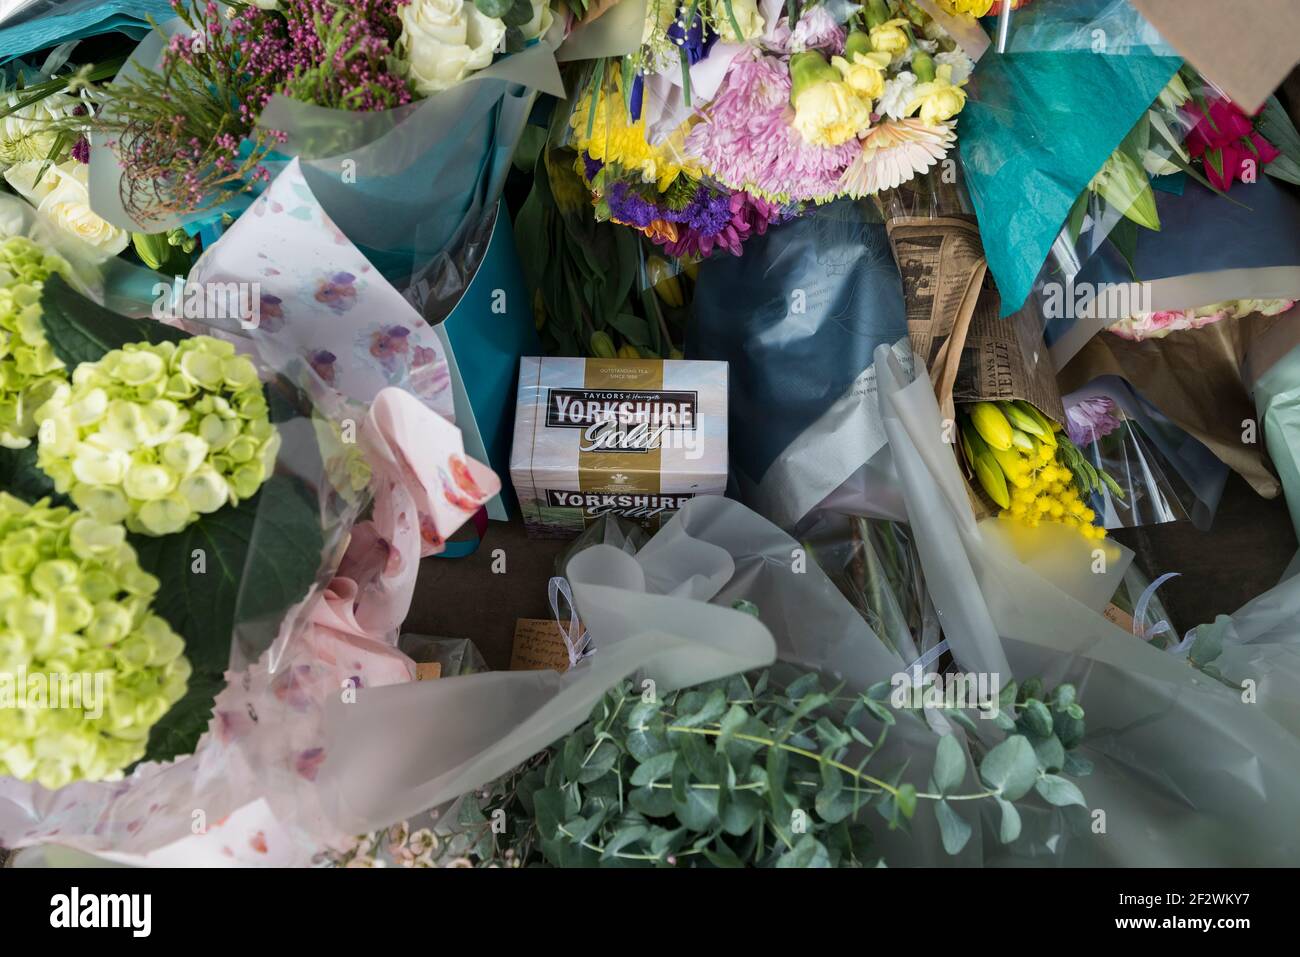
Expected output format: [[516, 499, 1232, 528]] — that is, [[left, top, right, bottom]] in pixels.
[[684, 51, 861, 203], [77, 0, 415, 222], [229, 0, 413, 114]]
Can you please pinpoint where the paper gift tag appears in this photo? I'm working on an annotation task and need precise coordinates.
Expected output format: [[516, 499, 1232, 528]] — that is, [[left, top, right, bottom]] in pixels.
[[510, 618, 578, 673], [415, 662, 443, 681], [1103, 604, 1137, 636]]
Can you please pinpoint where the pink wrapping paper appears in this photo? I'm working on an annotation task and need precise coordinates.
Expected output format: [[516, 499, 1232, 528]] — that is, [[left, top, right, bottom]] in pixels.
[[0, 388, 499, 867]]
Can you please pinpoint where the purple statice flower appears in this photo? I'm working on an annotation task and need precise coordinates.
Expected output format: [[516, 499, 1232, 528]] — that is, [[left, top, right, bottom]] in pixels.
[[581, 151, 604, 182], [685, 51, 860, 203], [662, 190, 785, 258], [607, 181, 663, 229], [682, 187, 733, 237], [1065, 396, 1124, 447], [608, 178, 738, 240]]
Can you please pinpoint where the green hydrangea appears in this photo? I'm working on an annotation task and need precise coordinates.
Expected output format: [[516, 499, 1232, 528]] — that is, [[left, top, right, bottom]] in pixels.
[[0, 235, 71, 449], [0, 492, 191, 789], [34, 335, 281, 536]]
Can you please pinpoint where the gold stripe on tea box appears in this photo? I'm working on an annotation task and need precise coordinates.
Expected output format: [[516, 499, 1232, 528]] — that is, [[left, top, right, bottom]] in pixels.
[[578, 359, 664, 527]]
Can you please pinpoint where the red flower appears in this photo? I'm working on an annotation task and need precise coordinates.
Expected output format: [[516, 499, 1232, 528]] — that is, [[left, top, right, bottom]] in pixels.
[[1184, 97, 1281, 191], [1185, 98, 1255, 156]]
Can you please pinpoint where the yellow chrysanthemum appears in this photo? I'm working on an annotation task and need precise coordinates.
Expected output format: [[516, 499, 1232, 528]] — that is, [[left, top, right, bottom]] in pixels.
[[570, 84, 699, 192]]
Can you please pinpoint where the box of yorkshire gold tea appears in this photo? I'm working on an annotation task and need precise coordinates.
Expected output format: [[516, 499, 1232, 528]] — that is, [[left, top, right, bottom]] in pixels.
[[510, 357, 729, 538]]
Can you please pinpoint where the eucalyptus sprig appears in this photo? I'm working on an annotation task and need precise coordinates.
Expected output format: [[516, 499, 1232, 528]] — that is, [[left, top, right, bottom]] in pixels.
[[461, 668, 1092, 867]]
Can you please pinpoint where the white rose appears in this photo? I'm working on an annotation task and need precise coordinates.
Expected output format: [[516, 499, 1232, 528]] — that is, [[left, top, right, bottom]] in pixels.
[[0, 91, 79, 171], [398, 0, 507, 95], [4, 160, 129, 257], [519, 0, 554, 41], [713, 0, 764, 42]]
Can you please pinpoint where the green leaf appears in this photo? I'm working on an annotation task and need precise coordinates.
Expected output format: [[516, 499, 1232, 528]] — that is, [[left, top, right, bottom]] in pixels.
[[1033, 734, 1065, 774], [995, 796, 1021, 844], [715, 703, 748, 751], [813, 716, 851, 753], [1035, 774, 1087, 808], [630, 751, 677, 787], [649, 826, 686, 857], [1188, 621, 1225, 667], [629, 785, 674, 818], [895, 782, 917, 819], [130, 475, 323, 674], [1257, 96, 1300, 185], [1062, 751, 1094, 777], [135, 669, 225, 766], [1020, 698, 1053, 738], [40, 273, 188, 369], [932, 734, 966, 795], [785, 672, 822, 700], [766, 745, 791, 817], [533, 787, 567, 839], [0, 443, 62, 506], [776, 835, 831, 868], [979, 735, 1039, 800], [678, 730, 723, 783], [934, 800, 972, 855], [608, 312, 651, 348], [674, 687, 727, 728], [670, 758, 719, 830], [577, 740, 619, 783], [474, 0, 513, 16], [703, 843, 745, 868], [501, 0, 535, 26], [719, 790, 762, 836], [627, 719, 669, 762], [562, 813, 602, 846], [1065, 190, 1089, 245]]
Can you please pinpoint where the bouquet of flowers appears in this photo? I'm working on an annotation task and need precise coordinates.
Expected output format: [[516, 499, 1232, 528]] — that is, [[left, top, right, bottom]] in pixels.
[[0, 209, 498, 858], [563, 0, 974, 260]]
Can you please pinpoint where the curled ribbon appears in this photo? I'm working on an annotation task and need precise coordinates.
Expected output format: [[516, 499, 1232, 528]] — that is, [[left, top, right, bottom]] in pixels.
[[548, 576, 595, 669], [1133, 571, 1180, 646]]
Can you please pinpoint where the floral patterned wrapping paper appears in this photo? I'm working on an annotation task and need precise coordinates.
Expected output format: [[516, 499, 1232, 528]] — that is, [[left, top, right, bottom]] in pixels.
[[0, 388, 499, 867], [189, 158, 456, 423]]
